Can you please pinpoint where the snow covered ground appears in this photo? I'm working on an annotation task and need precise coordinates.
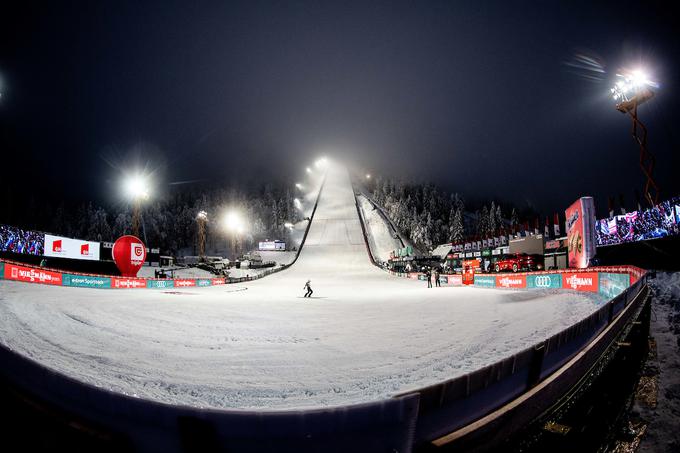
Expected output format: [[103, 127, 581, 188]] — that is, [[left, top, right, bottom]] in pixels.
[[0, 164, 608, 411]]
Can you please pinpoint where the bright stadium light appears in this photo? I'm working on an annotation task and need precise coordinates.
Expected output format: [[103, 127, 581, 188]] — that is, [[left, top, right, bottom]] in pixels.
[[196, 210, 208, 221], [365, 173, 371, 179], [306, 167, 312, 174], [314, 157, 328, 169], [124, 174, 150, 200], [294, 198, 302, 209], [295, 183, 304, 190], [284, 222, 293, 229], [223, 211, 245, 234]]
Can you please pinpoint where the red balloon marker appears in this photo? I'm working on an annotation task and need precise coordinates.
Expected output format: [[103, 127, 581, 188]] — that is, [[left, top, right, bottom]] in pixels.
[[112, 235, 147, 277]]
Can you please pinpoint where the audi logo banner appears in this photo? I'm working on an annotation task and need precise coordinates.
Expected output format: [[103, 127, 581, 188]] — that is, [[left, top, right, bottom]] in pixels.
[[527, 274, 562, 289]]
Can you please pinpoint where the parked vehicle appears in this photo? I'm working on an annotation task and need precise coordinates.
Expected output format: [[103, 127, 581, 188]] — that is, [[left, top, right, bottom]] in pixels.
[[493, 253, 543, 273]]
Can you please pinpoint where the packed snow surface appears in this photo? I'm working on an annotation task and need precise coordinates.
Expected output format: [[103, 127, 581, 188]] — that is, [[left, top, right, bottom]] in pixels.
[[0, 165, 606, 410]]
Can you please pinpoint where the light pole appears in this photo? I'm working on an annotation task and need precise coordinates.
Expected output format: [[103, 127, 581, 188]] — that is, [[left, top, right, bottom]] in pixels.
[[223, 211, 245, 260], [610, 69, 660, 206], [124, 174, 150, 241], [196, 210, 208, 262]]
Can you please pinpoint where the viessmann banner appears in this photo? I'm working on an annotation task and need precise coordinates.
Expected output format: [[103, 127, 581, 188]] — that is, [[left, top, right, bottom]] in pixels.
[[44, 234, 100, 261]]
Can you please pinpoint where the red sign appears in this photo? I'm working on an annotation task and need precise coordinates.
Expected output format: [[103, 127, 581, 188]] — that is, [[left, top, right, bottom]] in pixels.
[[111, 277, 147, 289], [211, 278, 226, 285], [174, 279, 197, 287], [53, 240, 62, 252], [562, 272, 599, 292], [565, 197, 596, 269], [112, 235, 147, 277], [496, 275, 527, 288], [4, 263, 62, 285]]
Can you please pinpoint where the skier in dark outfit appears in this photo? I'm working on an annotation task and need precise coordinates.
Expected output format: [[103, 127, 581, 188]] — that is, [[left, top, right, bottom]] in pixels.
[[434, 269, 441, 287], [303, 280, 313, 298], [426, 269, 432, 288]]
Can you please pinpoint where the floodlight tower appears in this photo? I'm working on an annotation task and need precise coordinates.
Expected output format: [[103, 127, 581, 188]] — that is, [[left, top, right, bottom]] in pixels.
[[124, 175, 150, 240], [196, 210, 208, 262], [610, 70, 660, 206]]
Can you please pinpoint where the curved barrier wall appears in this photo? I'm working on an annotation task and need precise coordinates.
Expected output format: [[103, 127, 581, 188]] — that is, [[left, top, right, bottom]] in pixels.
[[0, 263, 648, 452]]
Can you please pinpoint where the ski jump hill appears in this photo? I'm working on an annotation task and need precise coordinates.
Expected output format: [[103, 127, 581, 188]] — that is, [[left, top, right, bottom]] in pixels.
[[0, 164, 651, 452]]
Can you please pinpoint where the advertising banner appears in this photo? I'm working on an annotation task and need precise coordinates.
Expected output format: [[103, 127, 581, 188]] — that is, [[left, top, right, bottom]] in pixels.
[[63, 274, 111, 288], [146, 279, 175, 289], [562, 272, 599, 292], [44, 234, 100, 261], [474, 275, 496, 288], [174, 279, 197, 287], [196, 279, 212, 287], [111, 277, 147, 289], [599, 273, 630, 299], [565, 197, 597, 268], [443, 274, 463, 286], [0, 262, 3, 279], [211, 278, 227, 285], [4, 263, 62, 285], [526, 274, 562, 289], [496, 275, 527, 289]]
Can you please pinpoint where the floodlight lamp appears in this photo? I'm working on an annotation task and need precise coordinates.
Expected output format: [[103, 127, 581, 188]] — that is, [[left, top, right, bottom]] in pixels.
[[197, 210, 208, 221], [306, 167, 312, 174], [223, 211, 244, 233], [284, 222, 293, 229], [124, 175, 150, 200], [314, 157, 328, 169]]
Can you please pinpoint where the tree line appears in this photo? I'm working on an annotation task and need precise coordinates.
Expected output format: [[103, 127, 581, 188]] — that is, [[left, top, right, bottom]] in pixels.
[[369, 176, 523, 251]]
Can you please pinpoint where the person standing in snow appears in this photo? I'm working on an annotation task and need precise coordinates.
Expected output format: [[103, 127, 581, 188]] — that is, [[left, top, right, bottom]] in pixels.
[[303, 280, 313, 298], [434, 268, 441, 287], [426, 268, 432, 288]]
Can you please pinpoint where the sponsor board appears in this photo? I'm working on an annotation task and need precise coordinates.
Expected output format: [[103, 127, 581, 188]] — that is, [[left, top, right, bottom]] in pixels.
[[474, 275, 496, 288], [45, 234, 100, 261], [211, 278, 226, 285], [445, 274, 463, 286], [258, 241, 286, 251], [111, 277, 147, 289], [63, 274, 111, 288], [496, 275, 526, 288], [599, 273, 630, 299], [417, 274, 428, 281], [4, 263, 62, 285], [146, 279, 175, 289], [565, 197, 596, 269], [174, 279, 197, 287], [0, 262, 3, 279], [526, 274, 562, 289], [196, 279, 212, 287], [562, 272, 599, 292]]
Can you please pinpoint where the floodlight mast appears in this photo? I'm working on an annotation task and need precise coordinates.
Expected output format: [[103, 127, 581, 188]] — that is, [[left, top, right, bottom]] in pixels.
[[611, 71, 659, 206], [196, 211, 208, 262]]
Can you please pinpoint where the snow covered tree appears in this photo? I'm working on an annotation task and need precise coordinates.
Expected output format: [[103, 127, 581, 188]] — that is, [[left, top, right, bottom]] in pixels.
[[450, 208, 464, 242]]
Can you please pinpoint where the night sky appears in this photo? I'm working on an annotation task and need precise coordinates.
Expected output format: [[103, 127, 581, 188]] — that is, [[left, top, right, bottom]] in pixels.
[[1, 0, 678, 216]]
